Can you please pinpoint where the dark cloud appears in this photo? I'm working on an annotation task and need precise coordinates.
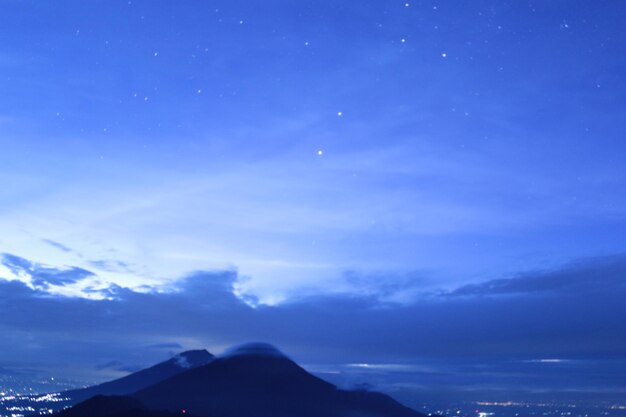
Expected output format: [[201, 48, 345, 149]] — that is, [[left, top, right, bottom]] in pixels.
[[0, 253, 625, 399], [449, 254, 626, 297], [1, 253, 94, 287], [1, 254, 625, 362]]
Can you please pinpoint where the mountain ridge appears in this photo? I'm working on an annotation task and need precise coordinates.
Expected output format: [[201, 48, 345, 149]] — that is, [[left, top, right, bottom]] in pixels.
[[0, 349, 214, 417], [130, 343, 426, 417], [63, 349, 214, 404], [41, 343, 428, 417]]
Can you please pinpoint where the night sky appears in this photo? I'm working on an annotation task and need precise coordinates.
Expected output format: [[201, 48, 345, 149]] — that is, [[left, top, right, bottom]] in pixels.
[[1, 0, 626, 405]]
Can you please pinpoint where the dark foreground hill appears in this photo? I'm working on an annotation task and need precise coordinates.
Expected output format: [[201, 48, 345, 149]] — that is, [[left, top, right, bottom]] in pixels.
[[60, 343, 426, 417], [56, 395, 189, 417]]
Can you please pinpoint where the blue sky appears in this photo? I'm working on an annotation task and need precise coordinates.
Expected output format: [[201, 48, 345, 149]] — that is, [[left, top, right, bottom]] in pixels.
[[1, 0, 626, 404]]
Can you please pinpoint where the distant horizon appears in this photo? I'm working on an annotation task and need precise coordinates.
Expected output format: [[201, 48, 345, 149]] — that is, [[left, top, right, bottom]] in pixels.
[[3, 343, 626, 411], [2, 340, 626, 407]]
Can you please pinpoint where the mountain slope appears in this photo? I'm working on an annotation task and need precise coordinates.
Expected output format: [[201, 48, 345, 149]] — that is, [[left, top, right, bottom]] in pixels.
[[133, 343, 426, 417], [0, 350, 214, 417], [64, 350, 214, 404]]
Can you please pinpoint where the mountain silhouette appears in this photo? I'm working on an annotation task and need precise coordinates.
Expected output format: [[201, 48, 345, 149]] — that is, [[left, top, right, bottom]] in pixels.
[[0, 350, 214, 417], [130, 343, 426, 417], [55, 343, 427, 417], [63, 350, 214, 404], [42, 350, 214, 409]]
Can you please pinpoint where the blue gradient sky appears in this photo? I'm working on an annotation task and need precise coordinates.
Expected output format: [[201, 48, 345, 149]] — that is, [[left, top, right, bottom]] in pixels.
[[1, 0, 625, 404]]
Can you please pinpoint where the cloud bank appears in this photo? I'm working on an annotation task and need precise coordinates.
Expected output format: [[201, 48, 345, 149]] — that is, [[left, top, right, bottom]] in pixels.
[[0, 252, 624, 370]]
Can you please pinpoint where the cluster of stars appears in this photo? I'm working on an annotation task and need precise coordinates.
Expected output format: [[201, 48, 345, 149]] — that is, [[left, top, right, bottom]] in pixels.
[[396, 2, 447, 58]]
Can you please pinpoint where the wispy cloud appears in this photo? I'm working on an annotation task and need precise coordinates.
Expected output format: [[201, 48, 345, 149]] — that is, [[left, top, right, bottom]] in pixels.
[[144, 343, 184, 350], [41, 239, 74, 254], [1, 253, 94, 288], [448, 254, 626, 297]]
